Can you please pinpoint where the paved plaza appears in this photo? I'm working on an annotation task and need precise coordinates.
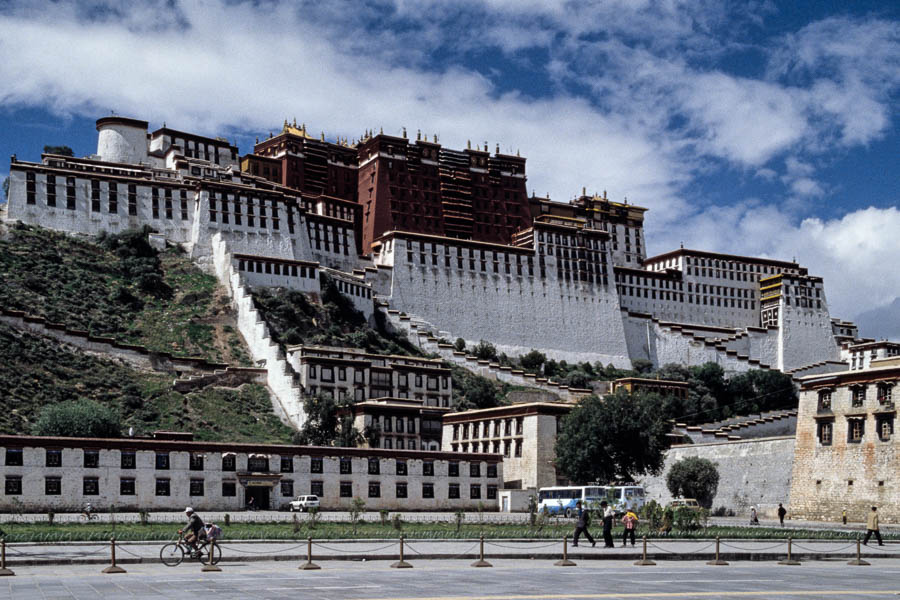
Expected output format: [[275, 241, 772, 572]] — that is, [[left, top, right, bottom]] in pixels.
[[1, 558, 900, 599]]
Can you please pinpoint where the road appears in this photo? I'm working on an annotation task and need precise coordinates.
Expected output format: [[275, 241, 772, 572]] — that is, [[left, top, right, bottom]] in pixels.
[[0, 558, 899, 599]]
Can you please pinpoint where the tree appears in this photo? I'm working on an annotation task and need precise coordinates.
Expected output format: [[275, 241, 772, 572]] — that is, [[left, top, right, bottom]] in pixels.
[[472, 340, 498, 361], [1, 177, 8, 203], [43, 145, 74, 156], [631, 358, 654, 374], [293, 393, 362, 447], [32, 399, 121, 438], [554, 389, 671, 484], [666, 457, 720, 508], [519, 350, 546, 373], [455, 375, 502, 411], [454, 338, 466, 352]]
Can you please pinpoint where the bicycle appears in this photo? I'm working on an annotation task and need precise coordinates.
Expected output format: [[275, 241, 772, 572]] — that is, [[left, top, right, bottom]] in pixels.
[[159, 533, 222, 567], [80, 511, 98, 521]]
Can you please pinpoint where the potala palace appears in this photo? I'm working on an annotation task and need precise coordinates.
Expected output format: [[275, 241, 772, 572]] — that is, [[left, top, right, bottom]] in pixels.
[[1, 116, 861, 428]]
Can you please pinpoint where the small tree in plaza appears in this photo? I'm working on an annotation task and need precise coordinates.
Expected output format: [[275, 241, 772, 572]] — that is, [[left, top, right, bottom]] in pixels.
[[666, 456, 720, 509]]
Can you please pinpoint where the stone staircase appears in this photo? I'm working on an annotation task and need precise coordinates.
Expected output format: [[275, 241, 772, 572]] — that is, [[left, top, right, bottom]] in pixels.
[[211, 233, 306, 428], [381, 307, 591, 403], [674, 408, 798, 443], [172, 366, 268, 393]]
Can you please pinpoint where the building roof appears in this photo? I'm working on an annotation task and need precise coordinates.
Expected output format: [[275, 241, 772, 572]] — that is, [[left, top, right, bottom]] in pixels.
[[798, 365, 900, 390], [442, 402, 572, 423], [96, 116, 149, 130], [643, 248, 802, 271]]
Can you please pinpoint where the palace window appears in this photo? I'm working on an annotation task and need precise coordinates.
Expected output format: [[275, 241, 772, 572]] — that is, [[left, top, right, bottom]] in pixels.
[[851, 386, 866, 408], [448, 462, 459, 477], [190, 453, 204, 471], [423, 461, 434, 477], [817, 390, 832, 411], [155, 452, 170, 470], [310, 457, 323, 473], [84, 450, 99, 468], [190, 479, 204, 497], [368, 482, 381, 498], [340, 458, 352, 474], [45, 449, 62, 468], [396, 460, 407, 476], [45, 477, 61, 496], [281, 480, 294, 497], [120, 478, 135, 496], [470, 484, 481, 499], [155, 479, 170, 496], [877, 415, 894, 442], [847, 418, 865, 443], [121, 450, 136, 469], [448, 483, 460, 499], [5, 448, 22, 467], [222, 454, 236, 471], [83, 477, 99, 496], [368, 458, 380, 475], [422, 482, 434, 499], [222, 481, 236, 497], [340, 481, 353, 498], [310, 481, 324, 496], [878, 383, 894, 405]]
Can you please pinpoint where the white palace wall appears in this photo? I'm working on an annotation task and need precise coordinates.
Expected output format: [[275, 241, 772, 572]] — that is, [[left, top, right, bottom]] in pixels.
[[778, 301, 841, 371], [380, 237, 631, 367]]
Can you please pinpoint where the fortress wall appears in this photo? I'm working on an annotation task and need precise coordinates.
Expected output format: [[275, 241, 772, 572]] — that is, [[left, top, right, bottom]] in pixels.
[[190, 190, 300, 267], [303, 216, 360, 274], [778, 302, 841, 371], [639, 436, 795, 518], [6, 169, 195, 242], [383, 238, 631, 367], [0, 310, 229, 374], [212, 233, 304, 428], [233, 256, 320, 294]]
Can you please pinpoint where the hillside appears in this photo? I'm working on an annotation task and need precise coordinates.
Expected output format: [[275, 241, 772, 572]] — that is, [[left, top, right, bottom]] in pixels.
[[0, 223, 250, 364], [0, 321, 293, 442]]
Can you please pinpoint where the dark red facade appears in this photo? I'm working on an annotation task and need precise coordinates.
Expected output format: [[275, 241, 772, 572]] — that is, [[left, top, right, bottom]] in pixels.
[[356, 135, 530, 252]]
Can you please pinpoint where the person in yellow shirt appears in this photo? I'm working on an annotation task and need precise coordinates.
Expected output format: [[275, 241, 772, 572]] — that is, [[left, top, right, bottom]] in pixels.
[[622, 510, 639, 547], [863, 506, 884, 546]]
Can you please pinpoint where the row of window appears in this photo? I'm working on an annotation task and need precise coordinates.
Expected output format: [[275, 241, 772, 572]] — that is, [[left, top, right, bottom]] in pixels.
[[308, 365, 447, 390], [452, 440, 523, 458], [817, 414, 895, 445], [3, 451, 495, 477], [817, 384, 895, 410], [2, 477, 500, 501], [618, 287, 758, 310], [25, 172, 192, 221], [453, 419, 524, 440], [307, 221, 352, 256], [237, 259, 316, 280]]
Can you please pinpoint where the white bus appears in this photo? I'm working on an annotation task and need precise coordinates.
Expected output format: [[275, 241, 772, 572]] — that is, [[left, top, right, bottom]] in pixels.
[[606, 485, 646, 514], [537, 485, 607, 517]]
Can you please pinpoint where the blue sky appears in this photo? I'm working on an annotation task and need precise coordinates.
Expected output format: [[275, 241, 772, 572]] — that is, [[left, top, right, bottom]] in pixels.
[[0, 0, 898, 336]]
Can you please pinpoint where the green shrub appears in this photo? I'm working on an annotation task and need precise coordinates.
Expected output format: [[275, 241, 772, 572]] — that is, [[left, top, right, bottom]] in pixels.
[[32, 399, 121, 438]]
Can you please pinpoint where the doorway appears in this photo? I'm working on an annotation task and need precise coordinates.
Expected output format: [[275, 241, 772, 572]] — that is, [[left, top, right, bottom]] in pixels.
[[245, 486, 270, 510]]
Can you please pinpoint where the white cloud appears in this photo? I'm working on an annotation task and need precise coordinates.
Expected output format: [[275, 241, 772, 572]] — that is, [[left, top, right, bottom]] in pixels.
[[0, 1, 897, 321]]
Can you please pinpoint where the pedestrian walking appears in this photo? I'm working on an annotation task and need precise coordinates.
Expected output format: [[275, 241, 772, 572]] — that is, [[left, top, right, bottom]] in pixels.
[[601, 501, 615, 548], [622, 509, 638, 547], [749, 506, 759, 525], [863, 506, 884, 546], [571, 500, 596, 547], [842, 508, 847, 525], [777, 503, 787, 527]]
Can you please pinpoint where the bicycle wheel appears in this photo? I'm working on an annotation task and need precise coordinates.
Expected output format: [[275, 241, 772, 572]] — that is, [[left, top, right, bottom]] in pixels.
[[201, 543, 222, 565], [160, 542, 185, 567]]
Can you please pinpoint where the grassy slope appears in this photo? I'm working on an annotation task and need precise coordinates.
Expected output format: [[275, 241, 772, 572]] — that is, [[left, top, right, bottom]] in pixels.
[[0, 223, 250, 365], [0, 321, 293, 442]]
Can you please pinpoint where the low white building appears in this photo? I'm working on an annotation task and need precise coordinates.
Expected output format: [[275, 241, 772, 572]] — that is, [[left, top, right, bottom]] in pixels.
[[0, 433, 502, 512], [442, 402, 572, 491]]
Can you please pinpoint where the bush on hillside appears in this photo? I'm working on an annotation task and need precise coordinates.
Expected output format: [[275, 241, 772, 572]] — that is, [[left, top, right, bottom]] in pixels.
[[32, 399, 122, 438]]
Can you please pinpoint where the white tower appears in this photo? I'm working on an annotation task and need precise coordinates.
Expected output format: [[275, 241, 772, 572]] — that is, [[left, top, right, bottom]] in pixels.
[[95, 116, 149, 164]]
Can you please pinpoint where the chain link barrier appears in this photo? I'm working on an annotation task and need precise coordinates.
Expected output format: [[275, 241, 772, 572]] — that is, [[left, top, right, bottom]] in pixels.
[[485, 540, 560, 550], [719, 541, 789, 552], [216, 541, 308, 555], [404, 540, 480, 560], [312, 541, 399, 554], [648, 541, 716, 555]]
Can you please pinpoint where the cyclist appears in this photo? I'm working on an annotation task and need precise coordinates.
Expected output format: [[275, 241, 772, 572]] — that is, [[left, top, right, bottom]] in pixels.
[[179, 507, 206, 556], [81, 502, 94, 520]]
